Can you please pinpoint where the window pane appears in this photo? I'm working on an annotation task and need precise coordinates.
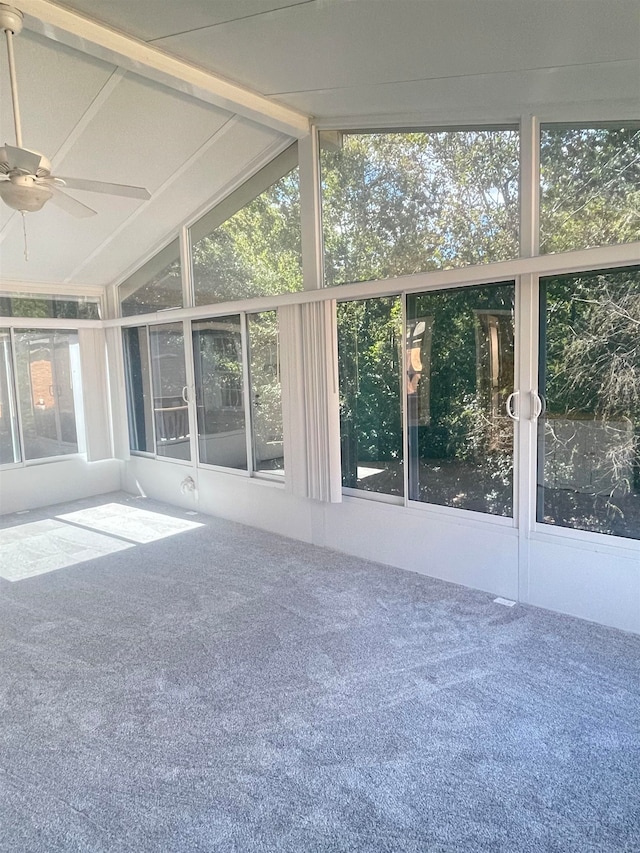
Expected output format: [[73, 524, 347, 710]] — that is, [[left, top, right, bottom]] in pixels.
[[538, 267, 640, 540], [338, 297, 403, 496], [123, 327, 154, 454], [321, 129, 519, 287], [0, 329, 20, 464], [248, 311, 284, 475], [149, 323, 190, 461], [120, 239, 182, 317], [14, 330, 81, 460], [406, 283, 515, 516], [192, 316, 247, 469], [540, 125, 640, 254], [192, 146, 302, 305], [0, 294, 100, 319]]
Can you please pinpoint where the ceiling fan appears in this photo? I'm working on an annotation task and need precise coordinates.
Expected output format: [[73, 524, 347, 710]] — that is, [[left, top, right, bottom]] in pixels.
[[0, 3, 150, 218]]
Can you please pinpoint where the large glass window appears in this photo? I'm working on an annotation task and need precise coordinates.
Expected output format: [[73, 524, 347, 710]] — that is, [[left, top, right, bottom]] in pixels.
[[191, 145, 302, 305], [0, 294, 100, 319], [540, 124, 640, 255], [123, 326, 154, 454], [192, 316, 247, 469], [0, 329, 20, 464], [248, 312, 284, 475], [320, 129, 519, 287], [14, 330, 82, 460], [149, 324, 190, 461], [406, 283, 515, 516], [337, 297, 403, 496], [538, 266, 640, 540], [119, 239, 182, 317]]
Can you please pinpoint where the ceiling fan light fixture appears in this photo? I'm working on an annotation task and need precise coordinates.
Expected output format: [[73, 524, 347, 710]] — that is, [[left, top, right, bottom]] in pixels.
[[0, 175, 52, 212]]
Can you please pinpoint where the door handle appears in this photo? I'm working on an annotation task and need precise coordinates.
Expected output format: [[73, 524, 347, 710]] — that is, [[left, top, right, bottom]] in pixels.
[[531, 390, 546, 419], [505, 390, 520, 421]]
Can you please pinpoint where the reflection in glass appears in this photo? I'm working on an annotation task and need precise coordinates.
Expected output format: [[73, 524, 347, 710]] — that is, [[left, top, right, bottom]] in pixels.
[[14, 330, 80, 460], [192, 316, 247, 469], [338, 298, 403, 496], [0, 329, 21, 464], [123, 327, 154, 453], [191, 146, 302, 305], [406, 283, 515, 516], [540, 125, 640, 254], [538, 267, 640, 540], [119, 239, 182, 317], [320, 129, 519, 287], [149, 323, 190, 461], [248, 312, 284, 474]]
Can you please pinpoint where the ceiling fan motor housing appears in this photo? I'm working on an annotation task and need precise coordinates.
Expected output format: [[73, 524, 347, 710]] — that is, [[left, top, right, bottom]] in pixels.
[[0, 5, 23, 35]]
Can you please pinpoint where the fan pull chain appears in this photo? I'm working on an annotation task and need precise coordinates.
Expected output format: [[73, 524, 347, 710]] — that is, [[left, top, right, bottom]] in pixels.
[[21, 212, 28, 261]]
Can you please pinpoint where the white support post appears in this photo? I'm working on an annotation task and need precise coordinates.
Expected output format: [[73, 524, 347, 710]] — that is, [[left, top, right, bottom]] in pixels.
[[179, 225, 193, 309], [298, 130, 325, 291], [520, 114, 540, 258], [78, 327, 113, 461]]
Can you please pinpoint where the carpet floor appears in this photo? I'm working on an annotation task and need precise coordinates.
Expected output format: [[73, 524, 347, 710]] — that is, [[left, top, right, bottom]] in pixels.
[[0, 493, 639, 852]]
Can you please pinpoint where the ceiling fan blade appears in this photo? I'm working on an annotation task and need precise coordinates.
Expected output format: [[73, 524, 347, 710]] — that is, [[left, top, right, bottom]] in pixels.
[[4, 144, 42, 175], [50, 188, 97, 218], [54, 175, 151, 200]]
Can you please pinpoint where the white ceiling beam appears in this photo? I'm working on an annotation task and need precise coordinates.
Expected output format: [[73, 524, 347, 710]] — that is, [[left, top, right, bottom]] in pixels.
[[16, 0, 311, 138]]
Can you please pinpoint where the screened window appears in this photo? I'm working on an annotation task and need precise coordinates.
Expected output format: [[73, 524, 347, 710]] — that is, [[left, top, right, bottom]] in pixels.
[[149, 324, 190, 461], [0, 329, 20, 464], [538, 266, 640, 540], [540, 124, 640, 254], [320, 129, 519, 287], [192, 316, 247, 469], [248, 311, 284, 475], [123, 322, 190, 459], [190, 145, 302, 305], [123, 327, 154, 454], [119, 239, 182, 317], [0, 294, 100, 319], [13, 330, 82, 461], [337, 297, 403, 496]]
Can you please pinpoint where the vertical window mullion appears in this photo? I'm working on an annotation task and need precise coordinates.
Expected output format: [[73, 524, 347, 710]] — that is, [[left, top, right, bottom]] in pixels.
[[519, 114, 540, 258], [180, 225, 193, 309], [240, 313, 254, 475], [6, 328, 23, 464], [401, 292, 410, 507]]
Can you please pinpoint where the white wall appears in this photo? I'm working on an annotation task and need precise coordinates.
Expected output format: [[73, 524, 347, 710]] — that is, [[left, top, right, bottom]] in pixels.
[[125, 454, 520, 596], [0, 457, 123, 514]]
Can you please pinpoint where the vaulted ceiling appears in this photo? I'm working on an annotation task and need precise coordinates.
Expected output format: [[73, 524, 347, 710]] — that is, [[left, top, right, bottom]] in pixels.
[[0, 0, 638, 288]]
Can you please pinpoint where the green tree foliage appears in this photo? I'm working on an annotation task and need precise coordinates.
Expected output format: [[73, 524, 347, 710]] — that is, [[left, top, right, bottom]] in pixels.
[[321, 131, 520, 287], [192, 170, 303, 303], [540, 127, 640, 253]]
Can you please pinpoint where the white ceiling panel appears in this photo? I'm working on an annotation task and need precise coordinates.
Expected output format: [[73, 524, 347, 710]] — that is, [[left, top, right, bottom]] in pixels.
[[280, 60, 640, 122], [71, 120, 287, 286], [52, 71, 232, 193], [60, 0, 314, 42], [0, 31, 116, 155], [157, 1, 640, 99]]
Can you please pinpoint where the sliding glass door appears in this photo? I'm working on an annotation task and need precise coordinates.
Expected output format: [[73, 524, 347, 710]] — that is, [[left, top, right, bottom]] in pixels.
[[337, 281, 516, 516], [406, 282, 515, 516]]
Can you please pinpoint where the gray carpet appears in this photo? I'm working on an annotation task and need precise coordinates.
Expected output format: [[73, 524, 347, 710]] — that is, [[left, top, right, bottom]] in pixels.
[[0, 494, 639, 852]]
